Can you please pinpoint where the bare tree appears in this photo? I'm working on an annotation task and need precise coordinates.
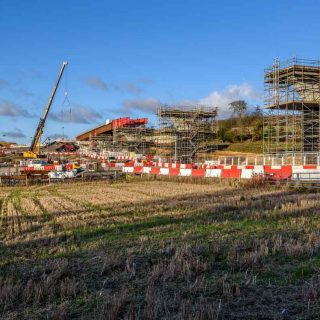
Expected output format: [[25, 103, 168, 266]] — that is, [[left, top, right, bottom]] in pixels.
[[252, 105, 263, 118], [229, 100, 248, 119], [229, 100, 248, 141]]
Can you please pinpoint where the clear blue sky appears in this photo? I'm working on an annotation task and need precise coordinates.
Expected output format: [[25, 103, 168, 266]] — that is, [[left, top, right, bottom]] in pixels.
[[0, 0, 319, 143]]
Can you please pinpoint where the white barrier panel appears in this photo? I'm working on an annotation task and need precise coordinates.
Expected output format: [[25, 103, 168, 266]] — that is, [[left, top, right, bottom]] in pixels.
[[252, 168, 264, 176], [292, 169, 320, 181], [292, 167, 318, 173], [160, 168, 170, 175], [205, 169, 221, 178], [65, 171, 76, 178], [241, 169, 253, 179], [142, 167, 151, 174], [134, 162, 144, 167], [48, 171, 67, 179], [122, 167, 134, 173], [115, 163, 124, 168], [180, 168, 192, 176], [292, 166, 303, 170]]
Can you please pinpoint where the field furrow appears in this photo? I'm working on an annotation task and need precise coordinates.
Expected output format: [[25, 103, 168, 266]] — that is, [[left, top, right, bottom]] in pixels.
[[0, 179, 320, 319]]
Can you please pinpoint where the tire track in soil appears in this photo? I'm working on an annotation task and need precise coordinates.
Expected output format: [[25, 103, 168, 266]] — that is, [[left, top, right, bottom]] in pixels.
[[0, 195, 9, 240], [8, 197, 22, 239]]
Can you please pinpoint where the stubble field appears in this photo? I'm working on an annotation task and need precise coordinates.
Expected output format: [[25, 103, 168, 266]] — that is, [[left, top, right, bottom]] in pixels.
[[0, 178, 320, 319]]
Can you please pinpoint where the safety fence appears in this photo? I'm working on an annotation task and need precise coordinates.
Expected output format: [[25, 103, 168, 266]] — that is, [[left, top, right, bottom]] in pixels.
[[78, 150, 135, 161], [47, 152, 79, 156], [77, 150, 320, 167], [122, 164, 320, 184], [22, 163, 74, 171], [217, 153, 320, 166]]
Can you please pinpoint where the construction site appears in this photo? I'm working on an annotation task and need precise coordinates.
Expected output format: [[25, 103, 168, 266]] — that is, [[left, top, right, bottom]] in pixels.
[[5, 2, 320, 318], [76, 117, 154, 158], [156, 105, 218, 163], [2, 58, 320, 185], [2, 57, 320, 319], [263, 58, 320, 164]]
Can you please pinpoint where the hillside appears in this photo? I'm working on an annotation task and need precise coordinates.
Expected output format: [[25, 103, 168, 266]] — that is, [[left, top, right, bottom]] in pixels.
[[217, 110, 264, 154], [224, 140, 263, 154]]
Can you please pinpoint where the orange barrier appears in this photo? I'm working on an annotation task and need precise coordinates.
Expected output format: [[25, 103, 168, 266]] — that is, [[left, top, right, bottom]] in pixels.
[[43, 165, 55, 171], [303, 165, 317, 169], [151, 167, 160, 174], [264, 165, 292, 179], [221, 167, 241, 179], [191, 169, 206, 177], [169, 168, 180, 176], [134, 167, 143, 173], [124, 162, 134, 167]]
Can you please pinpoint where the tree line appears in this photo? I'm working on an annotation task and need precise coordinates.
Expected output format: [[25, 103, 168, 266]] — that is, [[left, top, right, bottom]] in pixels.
[[218, 100, 263, 143]]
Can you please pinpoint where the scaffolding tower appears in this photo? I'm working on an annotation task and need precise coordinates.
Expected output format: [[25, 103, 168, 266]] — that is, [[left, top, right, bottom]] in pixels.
[[91, 127, 154, 155], [263, 58, 320, 154], [157, 105, 218, 163]]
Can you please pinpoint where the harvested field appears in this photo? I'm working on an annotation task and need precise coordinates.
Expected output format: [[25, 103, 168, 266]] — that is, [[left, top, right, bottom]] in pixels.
[[0, 179, 320, 319]]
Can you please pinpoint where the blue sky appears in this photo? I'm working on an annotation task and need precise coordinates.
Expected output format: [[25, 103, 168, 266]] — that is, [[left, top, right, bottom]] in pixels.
[[0, 0, 319, 143]]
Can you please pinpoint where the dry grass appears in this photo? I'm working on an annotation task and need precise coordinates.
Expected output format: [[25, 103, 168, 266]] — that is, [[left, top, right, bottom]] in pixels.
[[0, 179, 320, 319]]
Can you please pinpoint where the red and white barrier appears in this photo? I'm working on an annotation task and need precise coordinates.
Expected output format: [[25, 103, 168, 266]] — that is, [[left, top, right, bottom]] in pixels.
[[123, 167, 134, 173], [142, 167, 151, 174], [221, 166, 241, 179], [169, 168, 180, 176], [48, 152, 79, 156], [241, 166, 264, 179], [180, 169, 192, 177], [160, 168, 170, 175], [122, 164, 320, 181], [292, 166, 320, 180], [192, 169, 206, 177], [206, 169, 222, 178]]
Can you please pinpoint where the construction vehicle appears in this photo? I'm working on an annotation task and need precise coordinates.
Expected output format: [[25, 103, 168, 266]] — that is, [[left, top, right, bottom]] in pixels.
[[23, 61, 68, 158]]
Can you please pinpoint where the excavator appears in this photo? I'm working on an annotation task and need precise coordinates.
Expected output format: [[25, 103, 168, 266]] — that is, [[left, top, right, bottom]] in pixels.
[[23, 61, 68, 158]]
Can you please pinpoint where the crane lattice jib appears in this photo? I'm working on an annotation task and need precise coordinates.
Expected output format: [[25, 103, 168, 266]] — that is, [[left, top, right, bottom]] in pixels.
[[29, 61, 68, 153]]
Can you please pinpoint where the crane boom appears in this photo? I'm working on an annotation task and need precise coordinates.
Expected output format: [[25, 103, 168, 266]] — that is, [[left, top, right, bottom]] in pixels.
[[24, 61, 68, 158]]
